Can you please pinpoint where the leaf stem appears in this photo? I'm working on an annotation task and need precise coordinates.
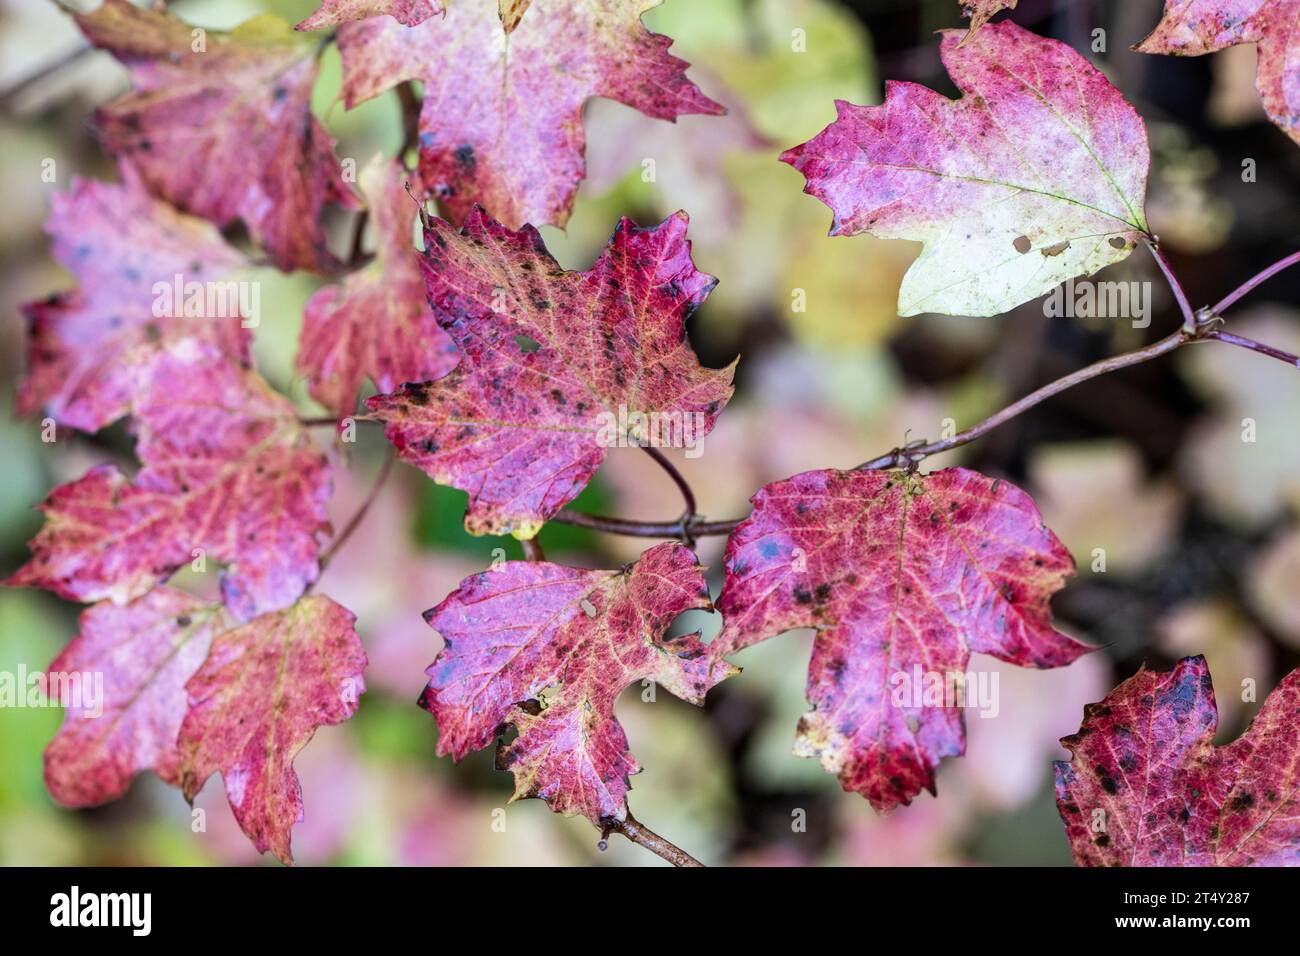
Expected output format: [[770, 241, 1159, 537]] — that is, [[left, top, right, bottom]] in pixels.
[[319, 451, 395, 569], [522, 537, 545, 561], [603, 813, 704, 867], [1144, 239, 1197, 331], [639, 445, 699, 543], [1211, 250, 1300, 316], [551, 510, 743, 539]]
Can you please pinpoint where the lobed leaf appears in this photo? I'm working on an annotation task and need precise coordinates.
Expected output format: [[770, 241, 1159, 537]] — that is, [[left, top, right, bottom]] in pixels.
[[7, 340, 331, 621], [178, 595, 367, 865], [334, 0, 723, 228], [43, 589, 223, 808], [297, 156, 458, 418], [367, 208, 734, 539], [1056, 656, 1300, 866], [74, 0, 356, 272], [712, 466, 1091, 810], [19, 172, 250, 433], [1135, 1, 1300, 148], [783, 21, 1150, 317], [420, 541, 737, 824]]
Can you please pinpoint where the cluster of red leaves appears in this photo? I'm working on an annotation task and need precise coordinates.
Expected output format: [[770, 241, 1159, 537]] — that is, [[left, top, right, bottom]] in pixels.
[[8, 0, 1298, 866]]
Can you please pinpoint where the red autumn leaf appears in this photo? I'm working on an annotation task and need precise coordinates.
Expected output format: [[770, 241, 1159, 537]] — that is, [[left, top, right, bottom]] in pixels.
[[711, 467, 1091, 810], [19, 172, 251, 433], [960, 1, 1018, 38], [420, 541, 736, 824], [6, 340, 331, 621], [366, 208, 734, 539], [1135, 1, 1300, 147], [782, 21, 1149, 317], [178, 595, 367, 865], [1055, 656, 1300, 866], [296, 0, 443, 31], [297, 156, 458, 418], [43, 588, 223, 808], [333, 0, 723, 228], [74, 0, 355, 273]]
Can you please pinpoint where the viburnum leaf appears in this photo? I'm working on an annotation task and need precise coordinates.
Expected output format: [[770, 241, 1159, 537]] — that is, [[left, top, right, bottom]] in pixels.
[[74, 0, 356, 273], [19, 171, 251, 433], [177, 595, 366, 865], [960, 1, 1018, 38], [296, 0, 443, 31], [334, 0, 723, 228], [366, 208, 734, 539], [420, 541, 736, 824], [1135, 1, 1300, 147], [711, 467, 1091, 810], [782, 21, 1150, 317], [1056, 656, 1300, 866], [6, 340, 331, 621], [43, 588, 223, 808], [297, 156, 458, 418]]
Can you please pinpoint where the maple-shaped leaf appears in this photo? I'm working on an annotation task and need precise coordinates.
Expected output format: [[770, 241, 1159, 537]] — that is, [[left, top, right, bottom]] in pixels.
[[6, 340, 331, 621], [334, 0, 723, 228], [297, 156, 458, 418], [74, 0, 355, 273], [782, 21, 1150, 317], [296, 0, 442, 31], [366, 208, 734, 539], [1135, 1, 1300, 147], [711, 467, 1091, 810], [19, 173, 251, 433], [960, 1, 1018, 38], [420, 541, 736, 824], [43, 588, 223, 808], [177, 595, 366, 865], [1056, 656, 1300, 866]]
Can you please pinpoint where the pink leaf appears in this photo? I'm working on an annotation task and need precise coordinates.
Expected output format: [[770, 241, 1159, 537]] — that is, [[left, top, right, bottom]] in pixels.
[[1056, 656, 1300, 866], [782, 22, 1150, 316], [712, 467, 1091, 810], [7, 341, 331, 621], [420, 541, 736, 824], [366, 208, 734, 538], [334, 0, 723, 228], [19, 173, 250, 432], [1135, 1, 1300, 147], [43, 588, 222, 807], [178, 595, 366, 865], [297, 156, 458, 418], [74, 0, 356, 272], [296, 0, 443, 31]]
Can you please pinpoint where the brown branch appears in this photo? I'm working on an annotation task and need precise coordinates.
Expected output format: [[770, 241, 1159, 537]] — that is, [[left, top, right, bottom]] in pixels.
[[319, 452, 395, 569], [551, 510, 743, 539], [522, 537, 545, 562], [398, 81, 421, 156], [602, 812, 703, 867]]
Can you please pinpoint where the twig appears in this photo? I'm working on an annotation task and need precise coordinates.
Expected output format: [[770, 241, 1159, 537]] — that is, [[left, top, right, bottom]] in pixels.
[[1144, 239, 1197, 331], [1205, 329, 1300, 367], [551, 510, 743, 539], [602, 813, 703, 867], [1211, 250, 1300, 316], [348, 209, 370, 264], [640, 445, 697, 518], [522, 537, 545, 561], [854, 329, 1193, 470], [398, 81, 421, 156], [320, 452, 395, 569]]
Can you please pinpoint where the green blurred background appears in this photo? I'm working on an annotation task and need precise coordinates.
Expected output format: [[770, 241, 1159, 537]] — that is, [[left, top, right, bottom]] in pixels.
[[1, 0, 1297, 865]]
